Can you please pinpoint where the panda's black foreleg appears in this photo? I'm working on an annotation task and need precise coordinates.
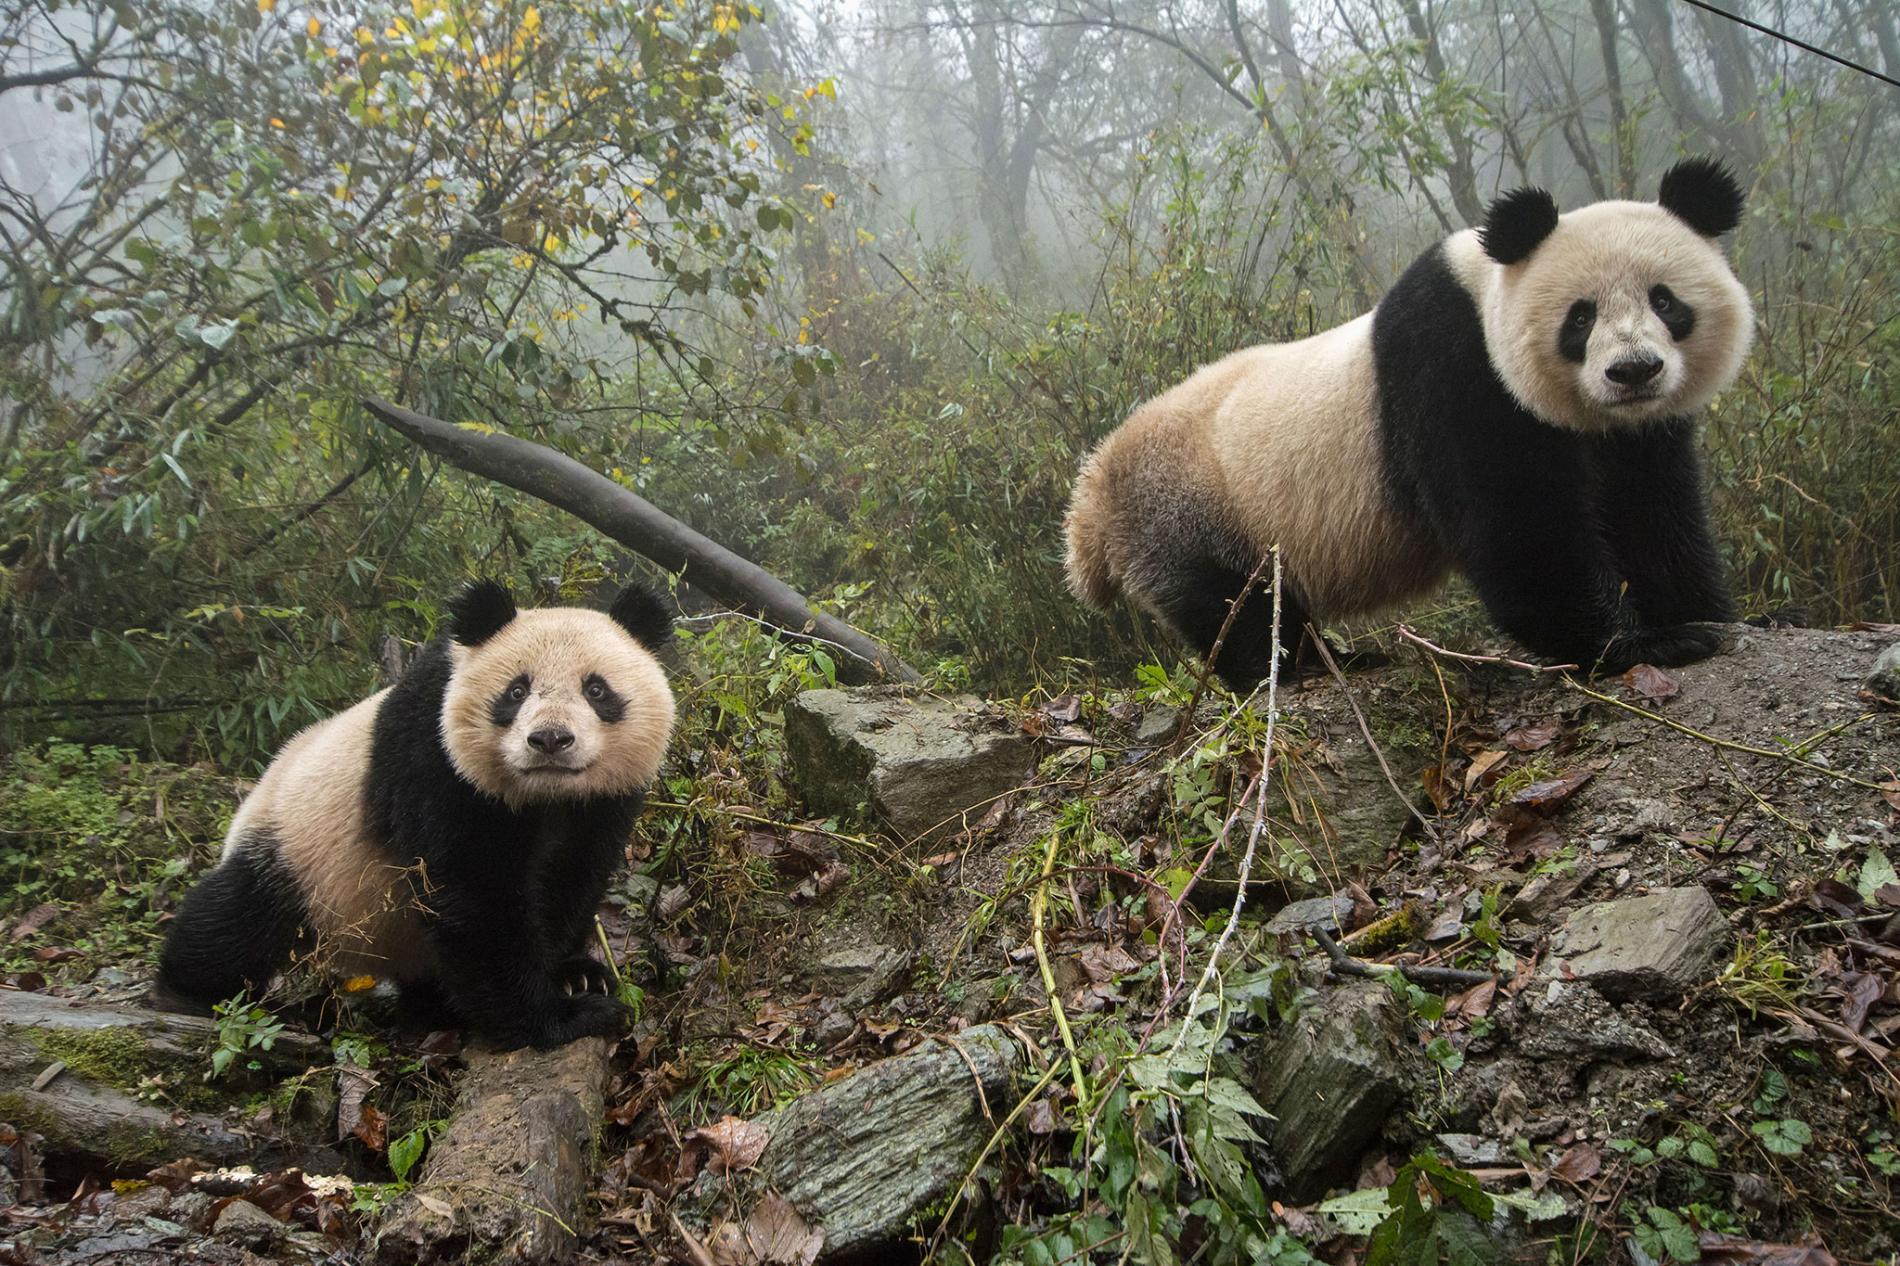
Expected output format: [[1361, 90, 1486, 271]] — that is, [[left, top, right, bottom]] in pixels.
[[1591, 420, 1736, 627], [1154, 558, 1308, 695], [425, 881, 628, 1051], [157, 838, 307, 1008]]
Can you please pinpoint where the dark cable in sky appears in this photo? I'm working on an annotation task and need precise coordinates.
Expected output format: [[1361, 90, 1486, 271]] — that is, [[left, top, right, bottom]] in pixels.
[[1672, 0, 1900, 90]]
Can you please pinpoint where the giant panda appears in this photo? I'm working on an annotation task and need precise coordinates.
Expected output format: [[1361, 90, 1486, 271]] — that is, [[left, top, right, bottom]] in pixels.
[[1064, 158, 1753, 690], [157, 579, 676, 1050]]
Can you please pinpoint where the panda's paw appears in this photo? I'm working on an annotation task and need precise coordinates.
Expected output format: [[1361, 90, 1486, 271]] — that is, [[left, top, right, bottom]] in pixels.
[[558, 957, 619, 997], [531, 992, 631, 1048], [1603, 623, 1727, 672]]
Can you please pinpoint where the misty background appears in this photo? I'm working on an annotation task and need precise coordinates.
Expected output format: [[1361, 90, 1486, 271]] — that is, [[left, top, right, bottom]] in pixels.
[[2, 0, 1896, 763]]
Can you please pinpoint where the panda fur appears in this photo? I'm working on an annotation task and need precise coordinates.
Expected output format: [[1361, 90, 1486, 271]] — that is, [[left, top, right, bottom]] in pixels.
[[1065, 157, 1752, 690], [157, 579, 676, 1050]]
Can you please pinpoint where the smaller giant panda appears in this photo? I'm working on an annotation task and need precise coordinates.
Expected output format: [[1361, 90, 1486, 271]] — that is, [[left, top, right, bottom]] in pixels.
[[1064, 158, 1754, 690], [158, 579, 676, 1050]]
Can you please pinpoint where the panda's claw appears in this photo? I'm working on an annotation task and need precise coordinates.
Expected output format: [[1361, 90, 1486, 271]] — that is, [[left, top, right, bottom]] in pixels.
[[558, 956, 619, 998]]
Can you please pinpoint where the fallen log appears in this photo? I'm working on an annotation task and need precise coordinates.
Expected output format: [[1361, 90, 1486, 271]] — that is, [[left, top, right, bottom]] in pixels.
[[0, 991, 343, 1172], [363, 398, 920, 685], [677, 1024, 1025, 1261], [374, 1036, 612, 1265]]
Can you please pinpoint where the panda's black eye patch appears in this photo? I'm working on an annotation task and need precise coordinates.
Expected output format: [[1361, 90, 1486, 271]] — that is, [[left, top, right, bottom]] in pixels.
[[1649, 284, 1696, 340], [1558, 300, 1596, 363], [582, 673, 625, 724], [489, 673, 532, 727]]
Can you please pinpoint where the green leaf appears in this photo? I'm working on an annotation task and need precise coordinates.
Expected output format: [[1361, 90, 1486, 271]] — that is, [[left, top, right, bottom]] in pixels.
[[389, 1127, 429, 1183], [1751, 1117, 1811, 1156], [1856, 845, 1897, 901]]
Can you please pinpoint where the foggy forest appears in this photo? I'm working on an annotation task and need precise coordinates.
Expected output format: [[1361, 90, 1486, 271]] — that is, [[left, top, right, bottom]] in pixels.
[[1, 1, 1898, 1263]]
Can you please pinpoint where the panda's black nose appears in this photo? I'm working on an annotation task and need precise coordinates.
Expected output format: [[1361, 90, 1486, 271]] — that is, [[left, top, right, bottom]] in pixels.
[[527, 726, 575, 754], [1605, 354, 1663, 386]]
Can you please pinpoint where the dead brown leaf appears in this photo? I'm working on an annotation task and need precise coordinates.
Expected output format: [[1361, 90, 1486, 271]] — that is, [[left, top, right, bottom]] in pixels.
[[1622, 664, 1680, 700], [1550, 1141, 1601, 1185], [686, 1115, 770, 1175], [1811, 879, 1864, 920], [1879, 780, 1900, 812], [1464, 750, 1509, 793], [1076, 943, 1140, 983], [708, 1191, 824, 1266], [1836, 970, 1883, 1034], [335, 1061, 379, 1145], [1025, 1096, 1058, 1135], [792, 858, 849, 902], [1508, 768, 1595, 812], [1500, 816, 1566, 864], [352, 1103, 388, 1152], [30, 946, 81, 963], [658, 885, 693, 919], [1504, 718, 1561, 752], [9, 902, 58, 942]]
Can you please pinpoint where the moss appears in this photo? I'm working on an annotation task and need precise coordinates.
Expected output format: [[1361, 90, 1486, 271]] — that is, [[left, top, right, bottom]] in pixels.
[[34, 1024, 155, 1091]]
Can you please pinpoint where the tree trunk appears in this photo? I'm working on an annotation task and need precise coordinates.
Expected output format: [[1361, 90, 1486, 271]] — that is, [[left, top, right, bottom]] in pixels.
[[374, 1037, 611, 1265], [363, 399, 921, 685], [0, 992, 343, 1173]]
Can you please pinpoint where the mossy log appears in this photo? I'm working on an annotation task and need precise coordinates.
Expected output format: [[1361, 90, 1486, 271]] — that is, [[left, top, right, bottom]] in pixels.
[[374, 1036, 612, 1265], [0, 991, 341, 1172]]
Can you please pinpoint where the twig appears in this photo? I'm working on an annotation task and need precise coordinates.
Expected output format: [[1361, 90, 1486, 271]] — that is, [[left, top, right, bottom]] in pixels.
[[1312, 924, 1502, 989], [1170, 549, 1284, 1053], [1561, 675, 1890, 792], [1032, 824, 1090, 1103], [1307, 625, 1441, 844], [1397, 624, 1578, 674], [1177, 553, 1274, 741]]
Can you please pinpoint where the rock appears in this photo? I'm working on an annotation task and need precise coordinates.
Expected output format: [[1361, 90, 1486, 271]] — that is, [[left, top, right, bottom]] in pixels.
[[680, 1025, 1023, 1260], [1515, 980, 1675, 1062], [1511, 861, 1597, 922], [1547, 887, 1728, 1002], [1250, 981, 1408, 1200], [812, 944, 912, 1008], [1865, 642, 1900, 704], [1263, 894, 1353, 935], [785, 688, 1038, 841], [375, 1036, 612, 1265], [211, 1200, 283, 1248], [1134, 706, 1180, 745], [1436, 1133, 1507, 1167]]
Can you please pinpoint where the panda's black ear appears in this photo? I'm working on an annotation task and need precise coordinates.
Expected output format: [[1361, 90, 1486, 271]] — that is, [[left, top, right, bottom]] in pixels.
[[446, 579, 517, 647], [607, 581, 673, 652], [1479, 187, 1559, 265], [1658, 156, 1743, 237]]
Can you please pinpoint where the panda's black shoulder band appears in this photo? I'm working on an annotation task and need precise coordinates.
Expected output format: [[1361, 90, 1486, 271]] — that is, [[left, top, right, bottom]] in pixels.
[[1658, 156, 1744, 238], [608, 580, 674, 652], [1479, 187, 1559, 265], [447, 579, 517, 646]]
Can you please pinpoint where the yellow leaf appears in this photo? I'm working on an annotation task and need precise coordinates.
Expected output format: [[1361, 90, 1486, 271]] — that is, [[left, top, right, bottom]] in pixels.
[[257, 0, 275, 11], [821, 190, 836, 209], [306, 16, 321, 36], [342, 974, 378, 993], [270, 117, 286, 129]]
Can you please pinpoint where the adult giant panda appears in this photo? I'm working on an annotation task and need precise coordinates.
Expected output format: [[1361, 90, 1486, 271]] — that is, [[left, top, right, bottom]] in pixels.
[[1065, 158, 1753, 689], [158, 579, 676, 1050]]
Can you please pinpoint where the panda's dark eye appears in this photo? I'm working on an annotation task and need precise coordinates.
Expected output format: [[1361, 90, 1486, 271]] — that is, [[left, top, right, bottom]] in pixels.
[[584, 680, 606, 701], [1650, 287, 1673, 313], [1571, 305, 1595, 328], [508, 681, 529, 701]]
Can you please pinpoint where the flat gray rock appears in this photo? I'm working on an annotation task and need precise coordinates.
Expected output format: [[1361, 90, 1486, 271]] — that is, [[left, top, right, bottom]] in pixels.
[[1548, 887, 1728, 1002], [785, 687, 1037, 841]]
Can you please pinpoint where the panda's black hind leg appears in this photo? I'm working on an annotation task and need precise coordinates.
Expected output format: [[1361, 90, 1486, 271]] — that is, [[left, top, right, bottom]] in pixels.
[[1153, 558, 1309, 696], [157, 836, 308, 1007]]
